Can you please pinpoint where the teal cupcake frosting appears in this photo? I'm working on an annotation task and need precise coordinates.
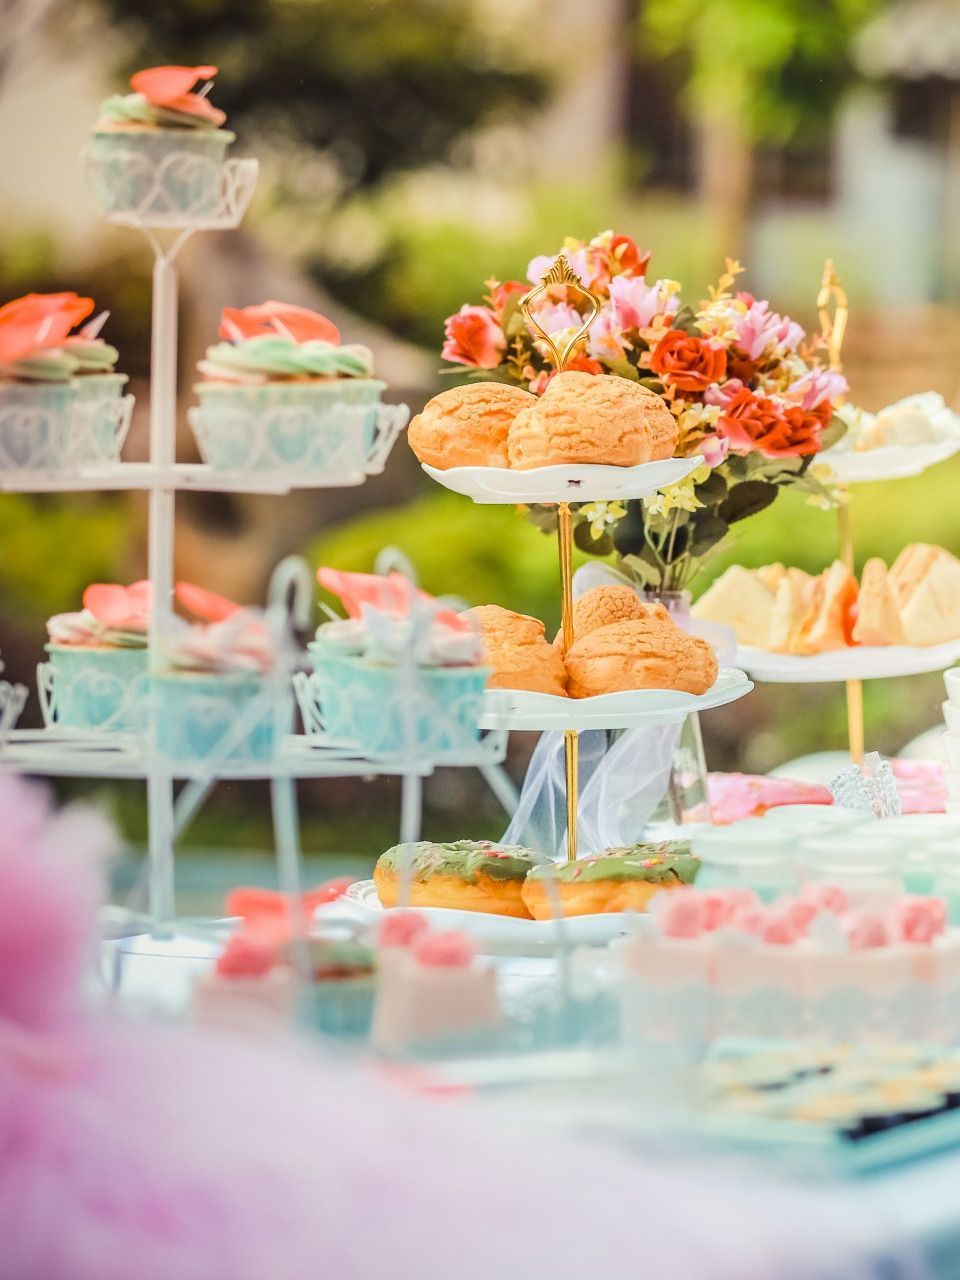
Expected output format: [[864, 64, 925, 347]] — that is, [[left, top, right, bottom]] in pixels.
[[199, 335, 374, 383], [3, 340, 119, 384], [98, 92, 230, 133]]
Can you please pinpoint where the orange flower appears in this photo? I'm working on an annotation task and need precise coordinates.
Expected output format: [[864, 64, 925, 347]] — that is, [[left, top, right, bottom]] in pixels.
[[219, 301, 340, 345], [441, 305, 505, 368], [649, 330, 727, 393], [487, 280, 528, 317], [130, 65, 225, 127], [608, 234, 651, 278], [717, 388, 823, 458], [0, 292, 95, 364]]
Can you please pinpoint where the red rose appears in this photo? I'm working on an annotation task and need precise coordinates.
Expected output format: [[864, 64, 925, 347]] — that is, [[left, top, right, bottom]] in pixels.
[[441, 305, 505, 368], [609, 234, 652, 278], [487, 280, 528, 316], [649, 329, 727, 393], [717, 388, 824, 459]]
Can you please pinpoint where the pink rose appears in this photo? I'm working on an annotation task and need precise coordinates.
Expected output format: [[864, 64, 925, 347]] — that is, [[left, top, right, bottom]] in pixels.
[[441, 305, 505, 368], [732, 300, 783, 361], [608, 274, 678, 331]]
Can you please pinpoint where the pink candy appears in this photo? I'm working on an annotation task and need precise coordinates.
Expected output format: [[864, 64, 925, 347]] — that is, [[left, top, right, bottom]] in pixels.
[[413, 931, 476, 969], [377, 911, 429, 949], [895, 897, 948, 945], [845, 910, 892, 951]]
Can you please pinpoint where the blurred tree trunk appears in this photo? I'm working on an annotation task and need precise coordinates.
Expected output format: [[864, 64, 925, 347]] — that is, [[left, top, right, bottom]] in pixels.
[[694, 100, 753, 261]]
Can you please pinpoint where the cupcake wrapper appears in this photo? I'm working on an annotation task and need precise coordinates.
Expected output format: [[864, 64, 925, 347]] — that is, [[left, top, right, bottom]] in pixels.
[[87, 130, 234, 220], [0, 380, 132, 470], [298, 980, 375, 1040], [41, 646, 148, 732], [189, 380, 385, 473], [150, 673, 283, 764], [299, 650, 488, 760]]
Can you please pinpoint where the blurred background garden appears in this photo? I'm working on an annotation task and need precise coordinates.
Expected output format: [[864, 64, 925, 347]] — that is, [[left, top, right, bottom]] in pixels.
[[2, 0, 960, 876]]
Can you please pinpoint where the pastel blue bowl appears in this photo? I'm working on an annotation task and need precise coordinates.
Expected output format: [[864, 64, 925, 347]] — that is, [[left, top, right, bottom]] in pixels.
[[191, 380, 385, 473], [70, 374, 129, 464], [44, 644, 148, 731], [306, 646, 488, 759], [150, 672, 279, 765], [0, 382, 75, 470], [88, 129, 234, 220], [297, 978, 375, 1040]]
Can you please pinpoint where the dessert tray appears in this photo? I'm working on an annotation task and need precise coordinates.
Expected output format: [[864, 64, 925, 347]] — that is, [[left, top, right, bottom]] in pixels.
[[479, 668, 753, 731], [340, 880, 631, 951], [421, 456, 701, 504], [737, 642, 960, 684], [820, 438, 960, 485]]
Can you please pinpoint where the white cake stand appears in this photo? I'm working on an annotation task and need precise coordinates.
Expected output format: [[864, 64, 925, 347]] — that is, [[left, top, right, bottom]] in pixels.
[[737, 641, 960, 685], [422, 455, 702, 504]]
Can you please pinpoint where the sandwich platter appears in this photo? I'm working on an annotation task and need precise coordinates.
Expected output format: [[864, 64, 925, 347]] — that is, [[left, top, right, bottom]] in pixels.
[[737, 640, 960, 684], [421, 456, 702, 505]]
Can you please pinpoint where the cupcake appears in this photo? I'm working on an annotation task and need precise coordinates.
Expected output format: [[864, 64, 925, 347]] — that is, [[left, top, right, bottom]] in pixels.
[[151, 582, 282, 765], [0, 293, 130, 471], [88, 65, 235, 220], [521, 842, 698, 919], [374, 839, 541, 918], [0, 647, 26, 745], [191, 302, 385, 474], [305, 567, 489, 760], [43, 581, 150, 731]]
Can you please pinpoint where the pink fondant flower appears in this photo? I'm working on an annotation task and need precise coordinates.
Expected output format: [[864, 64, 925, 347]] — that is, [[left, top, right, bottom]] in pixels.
[[608, 274, 678, 332], [82, 580, 152, 632], [800, 884, 848, 914], [378, 911, 429, 948], [655, 888, 707, 939], [0, 292, 95, 364], [760, 910, 801, 946], [219, 302, 340, 346], [845, 909, 891, 950], [414, 930, 476, 968], [130, 65, 226, 127], [441, 305, 505, 369]]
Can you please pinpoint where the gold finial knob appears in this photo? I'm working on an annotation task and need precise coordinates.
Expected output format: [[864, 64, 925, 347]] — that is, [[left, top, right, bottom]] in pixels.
[[518, 254, 602, 375]]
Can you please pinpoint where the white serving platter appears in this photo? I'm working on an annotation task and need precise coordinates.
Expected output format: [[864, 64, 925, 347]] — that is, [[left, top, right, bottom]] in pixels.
[[479, 668, 752, 731], [820, 437, 960, 485], [421, 455, 702, 504], [737, 641, 960, 684], [341, 880, 633, 952]]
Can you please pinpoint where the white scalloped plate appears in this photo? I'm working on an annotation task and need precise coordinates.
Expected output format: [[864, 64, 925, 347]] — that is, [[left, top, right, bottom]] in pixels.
[[421, 456, 702, 504], [478, 668, 752, 731], [820, 437, 960, 485], [737, 641, 960, 684], [341, 879, 633, 951]]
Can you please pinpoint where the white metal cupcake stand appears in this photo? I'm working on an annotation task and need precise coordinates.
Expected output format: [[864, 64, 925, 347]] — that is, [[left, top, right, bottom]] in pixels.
[[0, 149, 510, 924]]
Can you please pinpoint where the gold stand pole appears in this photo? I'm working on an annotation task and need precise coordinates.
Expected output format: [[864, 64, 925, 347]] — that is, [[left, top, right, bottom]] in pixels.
[[819, 260, 862, 763], [557, 502, 579, 860], [518, 256, 600, 863]]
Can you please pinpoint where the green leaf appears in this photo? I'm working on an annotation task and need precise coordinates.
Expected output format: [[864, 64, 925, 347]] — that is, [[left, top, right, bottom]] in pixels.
[[619, 554, 660, 587], [638, 377, 666, 393], [718, 480, 779, 524], [603, 357, 641, 382], [693, 470, 728, 503], [611, 501, 648, 557], [689, 514, 730, 556], [573, 522, 613, 556], [817, 414, 848, 452]]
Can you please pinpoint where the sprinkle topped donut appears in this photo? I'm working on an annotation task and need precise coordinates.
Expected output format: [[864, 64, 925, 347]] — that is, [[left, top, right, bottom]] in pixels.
[[374, 839, 542, 919]]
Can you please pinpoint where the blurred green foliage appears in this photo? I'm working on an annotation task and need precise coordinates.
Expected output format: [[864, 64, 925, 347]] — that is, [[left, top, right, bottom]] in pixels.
[[92, 0, 547, 192], [640, 0, 881, 146]]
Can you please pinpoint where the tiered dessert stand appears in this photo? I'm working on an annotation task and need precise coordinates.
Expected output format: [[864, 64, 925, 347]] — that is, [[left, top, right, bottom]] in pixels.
[[0, 141, 510, 924], [735, 261, 960, 769], [422, 256, 753, 863]]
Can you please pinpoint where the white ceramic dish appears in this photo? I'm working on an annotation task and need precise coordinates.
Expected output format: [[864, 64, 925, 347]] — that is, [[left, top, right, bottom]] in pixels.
[[820, 437, 960, 485], [738, 642, 960, 684], [342, 879, 635, 952], [479, 668, 752, 731], [942, 731, 960, 772], [421, 455, 701, 505], [944, 669, 960, 703], [942, 701, 960, 733]]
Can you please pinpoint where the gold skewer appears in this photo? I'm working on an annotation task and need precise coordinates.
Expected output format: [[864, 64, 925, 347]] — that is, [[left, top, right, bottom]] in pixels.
[[519, 257, 600, 860], [818, 260, 863, 764]]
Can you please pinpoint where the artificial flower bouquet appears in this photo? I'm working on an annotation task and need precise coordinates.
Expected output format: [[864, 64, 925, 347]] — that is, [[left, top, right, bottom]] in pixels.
[[441, 231, 848, 593]]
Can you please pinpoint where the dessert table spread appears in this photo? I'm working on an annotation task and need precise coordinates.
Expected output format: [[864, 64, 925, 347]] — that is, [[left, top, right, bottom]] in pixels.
[[104, 932, 948, 1280]]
